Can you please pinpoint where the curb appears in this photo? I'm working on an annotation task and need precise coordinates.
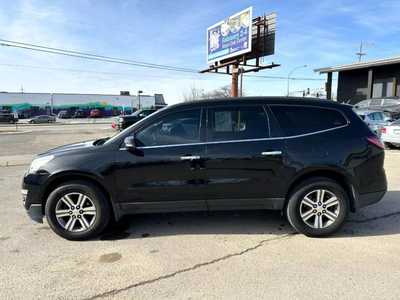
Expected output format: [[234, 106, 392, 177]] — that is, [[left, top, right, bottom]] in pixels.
[[0, 155, 34, 167]]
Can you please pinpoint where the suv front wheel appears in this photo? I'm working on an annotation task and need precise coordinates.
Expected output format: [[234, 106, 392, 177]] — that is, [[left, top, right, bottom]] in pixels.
[[286, 177, 348, 237], [45, 181, 111, 240]]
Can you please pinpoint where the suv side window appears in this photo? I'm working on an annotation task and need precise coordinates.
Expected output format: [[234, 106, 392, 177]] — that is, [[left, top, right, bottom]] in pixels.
[[270, 105, 347, 136], [208, 106, 269, 141], [135, 109, 201, 147]]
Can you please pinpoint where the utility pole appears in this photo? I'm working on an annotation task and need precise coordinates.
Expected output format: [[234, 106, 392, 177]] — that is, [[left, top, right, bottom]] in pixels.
[[356, 41, 374, 62], [356, 41, 366, 62], [50, 93, 54, 115]]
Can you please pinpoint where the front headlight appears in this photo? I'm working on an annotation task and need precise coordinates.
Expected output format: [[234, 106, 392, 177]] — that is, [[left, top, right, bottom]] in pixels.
[[28, 155, 54, 174]]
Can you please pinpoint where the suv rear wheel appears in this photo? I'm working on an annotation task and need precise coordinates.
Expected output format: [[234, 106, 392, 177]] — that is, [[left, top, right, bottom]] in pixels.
[[286, 177, 348, 237], [45, 181, 110, 240]]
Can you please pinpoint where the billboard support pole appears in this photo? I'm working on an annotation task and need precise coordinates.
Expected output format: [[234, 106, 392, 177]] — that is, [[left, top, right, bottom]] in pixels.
[[239, 67, 244, 97], [231, 64, 239, 97]]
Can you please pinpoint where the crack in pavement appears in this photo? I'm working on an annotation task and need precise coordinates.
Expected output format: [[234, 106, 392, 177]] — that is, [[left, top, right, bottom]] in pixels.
[[84, 233, 295, 300], [86, 210, 400, 299], [347, 211, 400, 224]]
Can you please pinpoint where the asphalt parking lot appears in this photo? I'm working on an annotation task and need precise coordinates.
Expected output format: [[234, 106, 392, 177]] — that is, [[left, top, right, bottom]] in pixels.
[[1, 124, 400, 299]]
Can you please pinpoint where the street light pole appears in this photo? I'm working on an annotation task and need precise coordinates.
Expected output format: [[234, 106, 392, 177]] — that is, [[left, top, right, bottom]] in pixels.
[[137, 90, 143, 110], [287, 65, 307, 97]]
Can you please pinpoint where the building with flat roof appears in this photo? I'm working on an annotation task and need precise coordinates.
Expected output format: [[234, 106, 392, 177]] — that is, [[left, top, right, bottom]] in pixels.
[[315, 56, 400, 104], [0, 92, 166, 117]]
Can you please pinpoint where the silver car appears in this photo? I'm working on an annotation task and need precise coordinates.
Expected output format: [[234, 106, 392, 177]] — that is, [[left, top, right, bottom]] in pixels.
[[354, 98, 400, 109], [355, 110, 391, 135], [29, 115, 57, 124]]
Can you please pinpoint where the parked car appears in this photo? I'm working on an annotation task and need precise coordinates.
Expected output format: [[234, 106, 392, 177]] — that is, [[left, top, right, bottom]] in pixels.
[[0, 111, 18, 123], [354, 97, 400, 109], [354, 98, 400, 120], [22, 97, 387, 240], [116, 108, 157, 130], [89, 109, 102, 118], [57, 110, 72, 119], [73, 110, 86, 118], [381, 118, 400, 149], [29, 115, 56, 124], [354, 109, 391, 135]]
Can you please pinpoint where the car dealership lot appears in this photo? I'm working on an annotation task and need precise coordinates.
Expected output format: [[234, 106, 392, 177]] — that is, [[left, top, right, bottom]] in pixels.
[[1, 126, 400, 299]]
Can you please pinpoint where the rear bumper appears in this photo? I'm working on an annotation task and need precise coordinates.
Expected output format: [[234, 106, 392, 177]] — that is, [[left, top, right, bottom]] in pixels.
[[354, 190, 386, 210]]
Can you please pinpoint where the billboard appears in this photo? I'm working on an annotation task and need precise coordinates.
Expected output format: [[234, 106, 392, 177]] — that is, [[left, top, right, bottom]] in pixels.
[[207, 7, 252, 64]]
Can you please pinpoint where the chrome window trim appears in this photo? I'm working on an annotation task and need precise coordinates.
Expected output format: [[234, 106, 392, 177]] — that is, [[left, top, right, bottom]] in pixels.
[[119, 123, 349, 150]]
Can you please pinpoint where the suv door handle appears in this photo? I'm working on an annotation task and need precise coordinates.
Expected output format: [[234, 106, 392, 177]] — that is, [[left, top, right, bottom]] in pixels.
[[181, 155, 201, 161], [261, 151, 282, 156]]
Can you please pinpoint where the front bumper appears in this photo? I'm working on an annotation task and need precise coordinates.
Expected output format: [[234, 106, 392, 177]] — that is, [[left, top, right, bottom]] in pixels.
[[22, 173, 48, 223]]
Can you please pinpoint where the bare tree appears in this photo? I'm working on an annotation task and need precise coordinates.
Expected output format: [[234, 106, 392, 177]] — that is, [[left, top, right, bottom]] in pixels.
[[183, 85, 205, 102], [183, 85, 233, 101], [207, 86, 231, 98]]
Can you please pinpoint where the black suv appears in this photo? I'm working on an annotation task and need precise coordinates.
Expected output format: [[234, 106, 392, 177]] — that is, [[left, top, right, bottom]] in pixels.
[[22, 97, 387, 240], [0, 111, 18, 123], [117, 108, 157, 130]]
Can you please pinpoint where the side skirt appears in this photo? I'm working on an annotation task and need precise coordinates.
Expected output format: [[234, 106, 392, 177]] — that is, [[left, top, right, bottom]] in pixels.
[[117, 198, 285, 217]]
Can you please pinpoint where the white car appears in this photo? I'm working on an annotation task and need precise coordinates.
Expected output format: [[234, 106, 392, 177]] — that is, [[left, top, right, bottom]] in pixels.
[[381, 119, 400, 149]]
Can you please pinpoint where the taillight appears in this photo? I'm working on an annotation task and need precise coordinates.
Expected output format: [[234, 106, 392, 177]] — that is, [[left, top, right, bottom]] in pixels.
[[367, 136, 384, 149], [381, 127, 387, 134]]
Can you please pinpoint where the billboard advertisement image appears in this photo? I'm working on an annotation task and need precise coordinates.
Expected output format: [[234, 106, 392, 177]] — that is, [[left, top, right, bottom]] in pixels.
[[207, 7, 252, 64]]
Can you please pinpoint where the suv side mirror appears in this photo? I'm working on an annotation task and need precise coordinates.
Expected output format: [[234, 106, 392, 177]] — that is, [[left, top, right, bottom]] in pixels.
[[124, 135, 136, 150]]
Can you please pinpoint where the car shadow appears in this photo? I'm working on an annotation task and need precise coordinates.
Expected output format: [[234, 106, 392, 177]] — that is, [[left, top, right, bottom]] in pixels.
[[99, 191, 400, 240]]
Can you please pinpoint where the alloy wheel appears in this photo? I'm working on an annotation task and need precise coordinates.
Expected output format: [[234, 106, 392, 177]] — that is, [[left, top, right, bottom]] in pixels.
[[55, 192, 97, 232], [299, 189, 340, 229]]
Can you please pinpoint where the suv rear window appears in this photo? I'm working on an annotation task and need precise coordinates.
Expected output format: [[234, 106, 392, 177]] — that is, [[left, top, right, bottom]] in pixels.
[[270, 105, 347, 136]]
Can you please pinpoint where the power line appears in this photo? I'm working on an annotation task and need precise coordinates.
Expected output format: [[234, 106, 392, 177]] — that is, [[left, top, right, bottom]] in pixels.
[[0, 39, 196, 71], [0, 39, 197, 73], [0, 63, 227, 81], [247, 74, 326, 81], [0, 39, 326, 81], [0, 62, 327, 82]]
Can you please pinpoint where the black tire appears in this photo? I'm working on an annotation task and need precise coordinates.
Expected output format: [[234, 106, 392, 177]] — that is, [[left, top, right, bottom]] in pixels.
[[45, 181, 111, 240], [384, 142, 395, 150], [286, 177, 348, 237]]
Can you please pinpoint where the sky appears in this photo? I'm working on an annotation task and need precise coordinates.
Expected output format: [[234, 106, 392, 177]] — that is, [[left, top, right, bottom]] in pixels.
[[1, 0, 400, 104]]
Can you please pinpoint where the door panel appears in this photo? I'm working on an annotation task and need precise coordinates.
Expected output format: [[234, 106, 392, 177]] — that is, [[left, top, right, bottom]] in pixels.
[[115, 145, 207, 204], [113, 108, 208, 212], [204, 105, 286, 210], [204, 139, 285, 209]]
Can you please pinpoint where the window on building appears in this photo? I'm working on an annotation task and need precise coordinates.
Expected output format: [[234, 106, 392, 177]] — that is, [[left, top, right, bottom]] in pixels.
[[372, 83, 383, 99], [387, 82, 394, 97], [372, 79, 396, 98]]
